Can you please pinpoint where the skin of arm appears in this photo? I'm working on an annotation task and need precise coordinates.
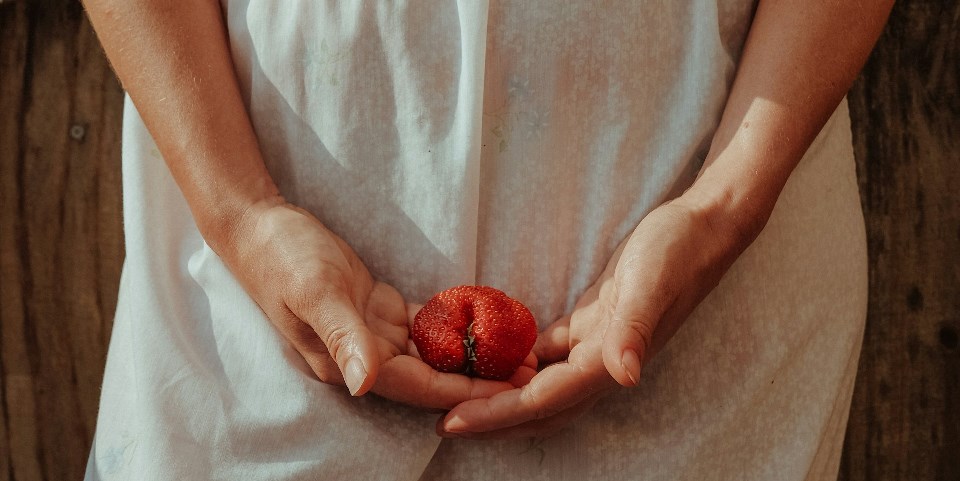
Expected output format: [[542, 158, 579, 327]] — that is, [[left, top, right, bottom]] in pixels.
[[82, 0, 280, 244], [440, 0, 894, 438], [604, 0, 897, 385], [686, 0, 895, 244], [83, 0, 534, 406]]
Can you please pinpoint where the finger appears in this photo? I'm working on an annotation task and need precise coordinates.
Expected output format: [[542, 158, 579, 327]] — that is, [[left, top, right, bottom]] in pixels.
[[533, 315, 571, 364], [297, 287, 380, 396], [523, 351, 538, 370], [404, 302, 425, 359], [300, 347, 344, 385], [508, 365, 537, 388], [290, 329, 398, 385], [283, 306, 399, 385], [442, 355, 612, 433], [274, 306, 346, 385], [407, 339, 421, 359], [600, 284, 668, 388], [367, 282, 409, 328], [438, 413, 566, 440], [406, 302, 424, 327], [437, 391, 602, 440], [373, 355, 516, 410], [366, 316, 407, 354], [365, 283, 409, 353]]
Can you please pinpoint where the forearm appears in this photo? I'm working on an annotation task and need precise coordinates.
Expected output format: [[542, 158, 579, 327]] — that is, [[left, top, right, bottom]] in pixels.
[[683, 0, 893, 246], [83, 0, 281, 252]]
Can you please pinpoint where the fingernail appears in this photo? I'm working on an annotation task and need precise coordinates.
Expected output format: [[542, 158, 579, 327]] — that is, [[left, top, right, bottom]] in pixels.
[[443, 414, 468, 433], [344, 357, 368, 396], [621, 349, 641, 386]]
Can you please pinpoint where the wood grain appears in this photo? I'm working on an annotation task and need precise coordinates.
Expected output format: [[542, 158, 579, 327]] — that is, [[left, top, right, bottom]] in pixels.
[[0, 1, 956, 480], [840, 1, 960, 480], [0, 2, 125, 480]]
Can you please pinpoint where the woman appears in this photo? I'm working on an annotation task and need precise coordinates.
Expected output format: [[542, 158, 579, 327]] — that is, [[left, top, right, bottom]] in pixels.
[[83, 1, 891, 479]]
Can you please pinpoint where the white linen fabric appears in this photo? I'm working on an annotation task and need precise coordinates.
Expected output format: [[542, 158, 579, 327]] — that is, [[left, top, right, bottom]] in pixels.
[[86, 1, 868, 480]]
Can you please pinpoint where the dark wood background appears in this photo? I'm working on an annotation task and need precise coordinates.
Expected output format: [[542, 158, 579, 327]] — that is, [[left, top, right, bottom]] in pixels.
[[0, 1, 957, 480]]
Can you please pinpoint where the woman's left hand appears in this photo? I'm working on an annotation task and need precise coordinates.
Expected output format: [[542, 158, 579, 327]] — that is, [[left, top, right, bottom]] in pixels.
[[437, 197, 752, 439]]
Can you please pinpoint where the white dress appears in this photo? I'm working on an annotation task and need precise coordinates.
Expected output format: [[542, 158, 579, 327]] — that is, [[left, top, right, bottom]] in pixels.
[[86, 1, 868, 479]]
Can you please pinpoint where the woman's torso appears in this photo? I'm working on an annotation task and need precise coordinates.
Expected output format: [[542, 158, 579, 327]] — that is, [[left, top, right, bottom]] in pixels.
[[87, 2, 867, 480]]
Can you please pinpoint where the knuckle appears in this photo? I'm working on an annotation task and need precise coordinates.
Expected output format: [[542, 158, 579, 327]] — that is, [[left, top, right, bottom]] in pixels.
[[618, 317, 654, 353], [319, 322, 354, 362], [425, 369, 448, 406], [522, 388, 560, 420], [534, 404, 561, 421]]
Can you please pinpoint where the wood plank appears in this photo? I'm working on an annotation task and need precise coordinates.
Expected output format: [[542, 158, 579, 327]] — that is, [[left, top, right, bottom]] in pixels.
[[840, 0, 960, 479], [1, 4, 46, 481], [62, 0, 125, 440], [0, 2, 125, 480]]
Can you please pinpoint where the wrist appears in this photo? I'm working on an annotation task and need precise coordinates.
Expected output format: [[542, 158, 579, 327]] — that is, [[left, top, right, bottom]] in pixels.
[[676, 173, 774, 253], [190, 180, 286, 260]]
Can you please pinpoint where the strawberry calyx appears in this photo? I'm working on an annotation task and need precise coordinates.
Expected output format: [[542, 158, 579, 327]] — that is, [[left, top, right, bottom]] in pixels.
[[463, 320, 478, 375]]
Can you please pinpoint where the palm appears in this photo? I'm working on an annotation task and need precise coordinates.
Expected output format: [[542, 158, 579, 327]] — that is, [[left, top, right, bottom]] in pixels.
[[231, 203, 533, 409], [436, 269, 623, 439], [439, 201, 744, 438]]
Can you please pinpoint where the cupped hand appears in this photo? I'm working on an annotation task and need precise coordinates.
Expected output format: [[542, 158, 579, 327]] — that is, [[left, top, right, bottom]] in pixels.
[[220, 200, 532, 409], [438, 198, 748, 438]]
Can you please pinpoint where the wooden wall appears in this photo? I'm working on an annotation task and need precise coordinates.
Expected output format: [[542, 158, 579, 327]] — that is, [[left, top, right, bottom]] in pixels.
[[0, 1, 956, 480], [1, 2, 124, 480], [840, 1, 960, 479]]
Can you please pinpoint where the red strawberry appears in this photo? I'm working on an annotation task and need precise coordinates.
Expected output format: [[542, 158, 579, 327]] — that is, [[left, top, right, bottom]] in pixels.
[[412, 285, 537, 381]]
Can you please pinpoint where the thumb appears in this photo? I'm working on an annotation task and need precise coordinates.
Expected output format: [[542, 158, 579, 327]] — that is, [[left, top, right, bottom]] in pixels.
[[601, 287, 662, 387], [303, 289, 381, 396]]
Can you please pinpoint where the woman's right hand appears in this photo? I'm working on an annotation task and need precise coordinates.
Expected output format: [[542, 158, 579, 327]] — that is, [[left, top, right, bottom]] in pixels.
[[217, 200, 533, 409]]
